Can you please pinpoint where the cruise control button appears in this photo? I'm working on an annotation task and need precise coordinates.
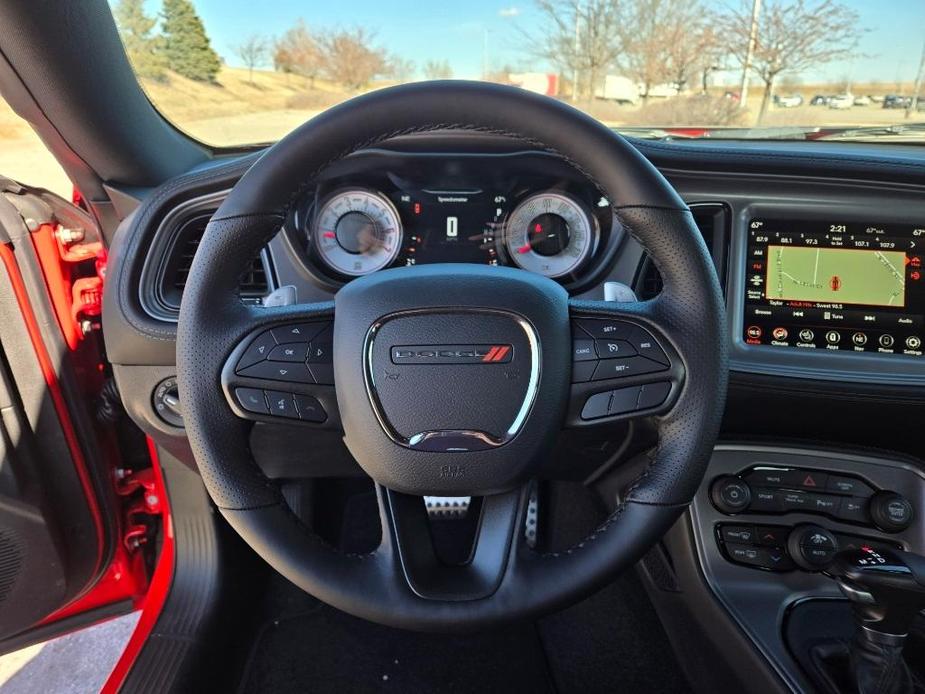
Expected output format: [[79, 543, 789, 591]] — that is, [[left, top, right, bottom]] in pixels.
[[594, 339, 636, 359], [237, 331, 277, 370], [637, 382, 671, 409], [572, 339, 596, 361], [238, 361, 315, 384], [574, 319, 635, 340], [235, 387, 268, 414], [272, 322, 327, 344], [267, 343, 309, 362], [571, 361, 596, 383], [265, 390, 299, 419], [581, 392, 612, 420], [628, 327, 669, 365], [294, 394, 327, 423], [592, 356, 666, 381]]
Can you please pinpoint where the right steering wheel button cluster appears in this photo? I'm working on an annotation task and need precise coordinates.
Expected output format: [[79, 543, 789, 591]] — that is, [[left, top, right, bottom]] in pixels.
[[571, 318, 670, 384]]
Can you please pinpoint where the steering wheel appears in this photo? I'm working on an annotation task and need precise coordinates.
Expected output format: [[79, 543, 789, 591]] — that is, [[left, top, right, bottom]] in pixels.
[[176, 81, 727, 632]]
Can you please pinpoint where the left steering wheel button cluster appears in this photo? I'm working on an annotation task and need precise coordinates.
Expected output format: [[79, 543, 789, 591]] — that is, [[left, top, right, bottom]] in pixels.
[[571, 319, 669, 383], [235, 322, 334, 385]]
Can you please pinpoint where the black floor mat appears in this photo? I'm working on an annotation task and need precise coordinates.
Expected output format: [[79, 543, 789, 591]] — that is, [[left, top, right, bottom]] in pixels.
[[239, 604, 553, 693]]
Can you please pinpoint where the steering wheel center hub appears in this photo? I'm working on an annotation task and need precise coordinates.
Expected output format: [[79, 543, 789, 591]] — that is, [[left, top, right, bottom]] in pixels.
[[365, 309, 540, 451], [333, 263, 570, 495]]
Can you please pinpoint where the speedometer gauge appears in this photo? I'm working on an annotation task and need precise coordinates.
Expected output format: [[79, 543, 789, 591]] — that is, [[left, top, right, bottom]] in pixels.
[[504, 192, 595, 277], [311, 189, 403, 276]]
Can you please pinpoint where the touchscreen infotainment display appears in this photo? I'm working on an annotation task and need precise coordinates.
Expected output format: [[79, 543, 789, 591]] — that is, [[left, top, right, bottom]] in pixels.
[[743, 218, 924, 356]]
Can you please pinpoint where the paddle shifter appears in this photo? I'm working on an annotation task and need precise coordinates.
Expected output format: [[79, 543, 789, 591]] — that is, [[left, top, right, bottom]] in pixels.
[[826, 546, 925, 694]]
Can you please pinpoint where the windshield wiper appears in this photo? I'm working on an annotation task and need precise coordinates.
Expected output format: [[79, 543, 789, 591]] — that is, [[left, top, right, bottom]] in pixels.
[[811, 122, 925, 141]]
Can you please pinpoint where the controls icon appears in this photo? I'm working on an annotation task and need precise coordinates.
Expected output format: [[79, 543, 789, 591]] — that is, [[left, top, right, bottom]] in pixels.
[[798, 329, 815, 342]]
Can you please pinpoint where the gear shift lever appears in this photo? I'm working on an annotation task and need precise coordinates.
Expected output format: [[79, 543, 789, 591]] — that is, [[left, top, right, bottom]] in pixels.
[[826, 546, 925, 694]]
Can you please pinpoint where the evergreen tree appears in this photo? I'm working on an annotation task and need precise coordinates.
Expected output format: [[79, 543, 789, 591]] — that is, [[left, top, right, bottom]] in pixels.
[[161, 0, 221, 82], [113, 0, 166, 81]]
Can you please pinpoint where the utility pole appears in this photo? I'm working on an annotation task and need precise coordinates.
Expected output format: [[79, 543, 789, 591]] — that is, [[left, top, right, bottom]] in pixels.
[[907, 38, 925, 119], [739, 0, 761, 108]]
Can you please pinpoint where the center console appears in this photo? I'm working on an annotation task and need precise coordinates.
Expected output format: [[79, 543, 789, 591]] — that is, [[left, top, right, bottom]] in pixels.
[[690, 444, 925, 693]]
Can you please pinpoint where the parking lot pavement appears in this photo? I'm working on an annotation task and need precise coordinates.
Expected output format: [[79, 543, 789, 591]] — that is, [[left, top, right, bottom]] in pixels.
[[0, 612, 139, 694]]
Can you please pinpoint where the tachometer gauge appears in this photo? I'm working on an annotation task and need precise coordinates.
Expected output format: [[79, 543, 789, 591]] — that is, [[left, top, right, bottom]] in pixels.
[[310, 189, 403, 276], [504, 192, 596, 277]]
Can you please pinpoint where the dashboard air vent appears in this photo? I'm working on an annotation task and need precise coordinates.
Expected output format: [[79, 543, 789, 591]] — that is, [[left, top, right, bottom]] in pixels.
[[636, 203, 729, 300], [160, 212, 271, 310]]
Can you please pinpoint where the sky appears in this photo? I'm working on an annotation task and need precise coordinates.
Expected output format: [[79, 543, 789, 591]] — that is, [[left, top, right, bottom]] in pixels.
[[136, 0, 925, 85]]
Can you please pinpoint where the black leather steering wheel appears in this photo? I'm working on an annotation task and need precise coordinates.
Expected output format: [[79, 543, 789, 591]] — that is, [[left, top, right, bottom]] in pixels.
[[176, 81, 727, 632]]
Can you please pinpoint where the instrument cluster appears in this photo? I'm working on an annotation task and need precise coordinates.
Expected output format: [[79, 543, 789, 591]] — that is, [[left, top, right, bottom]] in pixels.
[[284, 151, 622, 290]]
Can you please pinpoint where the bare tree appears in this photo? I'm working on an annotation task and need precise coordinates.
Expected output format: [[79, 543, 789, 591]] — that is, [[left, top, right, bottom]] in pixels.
[[423, 59, 453, 80], [718, 0, 861, 122], [521, 0, 624, 100], [319, 27, 388, 91], [274, 20, 324, 88], [618, 0, 679, 102], [660, 3, 723, 94], [235, 34, 268, 84], [389, 56, 417, 82]]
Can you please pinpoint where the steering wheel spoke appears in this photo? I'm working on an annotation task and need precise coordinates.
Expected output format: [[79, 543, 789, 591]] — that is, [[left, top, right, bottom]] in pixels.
[[565, 299, 685, 427], [220, 303, 340, 428], [376, 484, 528, 602]]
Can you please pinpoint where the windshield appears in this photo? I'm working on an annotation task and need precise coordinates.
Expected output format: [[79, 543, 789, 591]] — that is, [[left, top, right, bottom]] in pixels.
[[111, 0, 925, 146]]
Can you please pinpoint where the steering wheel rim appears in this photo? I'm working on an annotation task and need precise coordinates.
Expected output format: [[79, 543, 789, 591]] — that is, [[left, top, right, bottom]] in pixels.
[[176, 81, 728, 631]]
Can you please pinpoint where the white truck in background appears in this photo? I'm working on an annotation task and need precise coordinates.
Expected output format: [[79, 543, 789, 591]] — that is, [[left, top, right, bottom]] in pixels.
[[594, 75, 639, 105]]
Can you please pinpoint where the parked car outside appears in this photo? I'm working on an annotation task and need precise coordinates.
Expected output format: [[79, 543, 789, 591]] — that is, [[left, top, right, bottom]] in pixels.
[[774, 94, 803, 107], [828, 93, 854, 109]]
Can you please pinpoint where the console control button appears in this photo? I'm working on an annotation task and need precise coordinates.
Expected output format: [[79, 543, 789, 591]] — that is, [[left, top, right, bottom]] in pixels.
[[750, 488, 783, 512], [235, 387, 268, 414], [265, 390, 299, 419], [745, 468, 799, 487], [267, 343, 309, 362], [711, 477, 752, 513], [755, 525, 789, 547], [572, 339, 596, 361], [788, 524, 839, 570], [869, 491, 914, 533], [836, 497, 869, 523], [826, 475, 875, 497], [725, 543, 794, 571], [294, 395, 327, 423], [721, 525, 756, 544], [237, 331, 277, 370]]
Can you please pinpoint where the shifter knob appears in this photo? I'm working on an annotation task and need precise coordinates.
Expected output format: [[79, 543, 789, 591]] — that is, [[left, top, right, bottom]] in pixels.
[[826, 545, 925, 636]]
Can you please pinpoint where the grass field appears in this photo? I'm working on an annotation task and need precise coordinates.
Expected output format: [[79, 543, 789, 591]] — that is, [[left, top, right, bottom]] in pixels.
[[767, 245, 907, 307], [0, 67, 922, 198]]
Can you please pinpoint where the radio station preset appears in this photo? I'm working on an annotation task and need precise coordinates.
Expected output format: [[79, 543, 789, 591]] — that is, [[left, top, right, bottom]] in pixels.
[[742, 218, 924, 357]]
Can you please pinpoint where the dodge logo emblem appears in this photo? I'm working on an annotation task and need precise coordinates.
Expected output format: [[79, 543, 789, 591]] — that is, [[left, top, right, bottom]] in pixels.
[[391, 344, 514, 364]]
